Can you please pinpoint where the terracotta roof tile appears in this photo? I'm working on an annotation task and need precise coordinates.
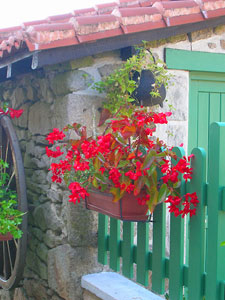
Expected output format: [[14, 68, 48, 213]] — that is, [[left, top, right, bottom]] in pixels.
[[118, 0, 141, 8], [153, 1, 203, 26], [200, 0, 225, 19], [73, 7, 97, 17], [95, 2, 118, 14], [70, 15, 123, 42], [0, 0, 224, 60]]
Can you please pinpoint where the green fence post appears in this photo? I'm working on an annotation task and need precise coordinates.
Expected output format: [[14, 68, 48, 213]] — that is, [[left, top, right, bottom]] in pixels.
[[205, 122, 225, 299], [98, 214, 108, 264], [109, 217, 120, 271], [152, 202, 166, 294], [169, 146, 185, 300], [122, 221, 134, 278], [188, 147, 206, 299], [136, 222, 149, 286]]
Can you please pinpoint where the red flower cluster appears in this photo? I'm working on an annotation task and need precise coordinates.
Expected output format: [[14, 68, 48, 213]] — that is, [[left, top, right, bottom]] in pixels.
[[165, 192, 199, 218], [46, 128, 65, 144], [46, 107, 198, 218], [0, 107, 24, 119]]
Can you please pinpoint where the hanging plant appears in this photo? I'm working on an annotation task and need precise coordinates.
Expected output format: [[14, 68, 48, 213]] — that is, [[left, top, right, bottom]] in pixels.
[[45, 44, 198, 220]]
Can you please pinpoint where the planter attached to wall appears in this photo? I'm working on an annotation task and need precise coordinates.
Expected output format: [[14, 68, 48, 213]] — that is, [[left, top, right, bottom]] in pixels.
[[132, 70, 166, 107], [0, 232, 13, 241], [85, 189, 150, 222]]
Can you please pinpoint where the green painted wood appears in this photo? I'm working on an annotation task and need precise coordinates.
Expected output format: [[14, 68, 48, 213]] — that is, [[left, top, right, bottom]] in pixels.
[[189, 73, 225, 160], [188, 80, 198, 154], [220, 281, 225, 300], [220, 94, 225, 122], [122, 221, 134, 278], [188, 147, 207, 300], [165, 48, 225, 73], [98, 214, 108, 264], [152, 202, 166, 294], [169, 146, 185, 300], [190, 72, 225, 82], [205, 123, 225, 300], [136, 222, 149, 286], [209, 93, 220, 126], [222, 188, 225, 211], [109, 217, 120, 271], [197, 93, 209, 153]]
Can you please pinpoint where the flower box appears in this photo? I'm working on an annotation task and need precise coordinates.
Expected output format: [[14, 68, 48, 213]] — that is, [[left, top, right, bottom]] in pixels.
[[85, 190, 150, 222], [0, 232, 13, 241]]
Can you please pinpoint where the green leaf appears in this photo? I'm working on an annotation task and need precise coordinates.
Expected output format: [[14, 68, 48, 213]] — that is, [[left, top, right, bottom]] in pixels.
[[221, 241, 225, 246], [147, 164, 156, 176], [94, 173, 107, 184], [134, 176, 144, 196], [118, 160, 130, 168], [97, 153, 105, 164], [158, 184, 169, 203], [109, 187, 124, 202], [142, 150, 156, 170]]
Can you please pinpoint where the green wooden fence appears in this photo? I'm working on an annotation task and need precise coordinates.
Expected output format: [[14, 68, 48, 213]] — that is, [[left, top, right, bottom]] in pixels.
[[97, 122, 225, 300]]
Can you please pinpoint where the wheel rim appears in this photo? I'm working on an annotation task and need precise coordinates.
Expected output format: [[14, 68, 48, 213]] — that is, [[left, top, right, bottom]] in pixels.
[[0, 115, 27, 290]]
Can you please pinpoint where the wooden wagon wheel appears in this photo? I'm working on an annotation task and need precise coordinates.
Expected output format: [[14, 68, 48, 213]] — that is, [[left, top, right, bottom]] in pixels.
[[0, 115, 27, 290]]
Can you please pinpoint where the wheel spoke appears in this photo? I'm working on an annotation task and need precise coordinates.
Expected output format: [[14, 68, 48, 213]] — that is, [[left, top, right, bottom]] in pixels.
[[6, 169, 15, 191], [6, 241, 13, 274], [3, 242, 10, 279], [3, 139, 9, 173]]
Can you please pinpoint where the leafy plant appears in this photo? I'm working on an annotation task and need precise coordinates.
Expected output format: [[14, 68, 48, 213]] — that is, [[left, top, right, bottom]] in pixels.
[[0, 159, 24, 239], [93, 44, 171, 116], [46, 45, 198, 218], [0, 105, 24, 239]]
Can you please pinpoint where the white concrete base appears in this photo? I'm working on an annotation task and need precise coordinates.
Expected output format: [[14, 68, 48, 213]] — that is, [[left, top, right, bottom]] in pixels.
[[81, 272, 163, 300]]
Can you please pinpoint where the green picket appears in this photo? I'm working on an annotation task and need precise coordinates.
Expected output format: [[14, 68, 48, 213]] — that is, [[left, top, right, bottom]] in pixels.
[[205, 123, 225, 299], [188, 147, 206, 299], [109, 217, 120, 271], [169, 146, 185, 300], [136, 222, 149, 286], [122, 221, 134, 278], [220, 281, 225, 300], [152, 202, 166, 294], [98, 214, 108, 264]]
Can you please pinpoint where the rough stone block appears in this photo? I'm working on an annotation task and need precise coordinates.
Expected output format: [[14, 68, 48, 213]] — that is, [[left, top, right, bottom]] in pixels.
[[31, 227, 44, 242], [214, 25, 225, 35], [0, 290, 13, 300], [191, 28, 213, 42], [43, 230, 66, 249], [50, 70, 93, 96], [98, 63, 122, 78], [70, 56, 94, 70], [167, 122, 188, 153], [158, 70, 189, 121], [83, 290, 101, 300], [26, 248, 45, 277], [65, 200, 98, 247], [33, 202, 64, 233], [52, 93, 104, 136], [28, 102, 53, 135], [13, 288, 28, 300], [36, 243, 49, 263], [12, 103, 30, 129], [11, 87, 26, 109], [48, 244, 102, 300], [24, 279, 48, 300]]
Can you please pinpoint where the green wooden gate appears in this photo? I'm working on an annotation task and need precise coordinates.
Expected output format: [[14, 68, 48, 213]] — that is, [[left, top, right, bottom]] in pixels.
[[97, 123, 225, 299], [189, 72, 225, 158]]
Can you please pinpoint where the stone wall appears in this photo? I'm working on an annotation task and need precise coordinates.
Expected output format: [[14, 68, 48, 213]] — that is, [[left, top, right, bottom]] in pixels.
[[0, 25, 225, 300]]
